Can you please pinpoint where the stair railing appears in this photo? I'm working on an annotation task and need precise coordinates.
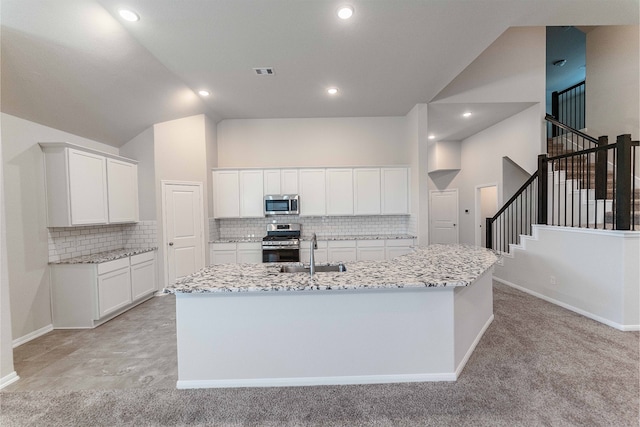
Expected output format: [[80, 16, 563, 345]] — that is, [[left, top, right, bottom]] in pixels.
[[487, 118, 638, 253], [550, 81, 585, 138]]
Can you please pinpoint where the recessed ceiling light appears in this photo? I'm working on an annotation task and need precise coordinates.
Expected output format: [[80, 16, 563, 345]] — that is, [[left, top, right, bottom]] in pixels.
[[428, 135, 435, 140], [463, 112, 472, 118], [198, 90, 210, 97], [327, 87, 339, 95], [118, 9, 140, 22], [337, 5, 354, 20]]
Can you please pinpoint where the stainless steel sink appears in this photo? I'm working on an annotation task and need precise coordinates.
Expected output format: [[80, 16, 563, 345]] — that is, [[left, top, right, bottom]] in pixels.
[[280, 264, 346, 273]]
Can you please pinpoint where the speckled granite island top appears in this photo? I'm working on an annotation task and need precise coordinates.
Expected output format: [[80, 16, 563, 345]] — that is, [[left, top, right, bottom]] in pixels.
[[50, 247, 157, 264], [166, 244, 498, 294]]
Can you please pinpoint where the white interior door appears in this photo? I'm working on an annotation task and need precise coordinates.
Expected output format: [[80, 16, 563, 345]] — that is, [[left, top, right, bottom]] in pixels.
[[430, 189, 459, 244], [477, 185, 498, 247], [164, 182, 204, 285]]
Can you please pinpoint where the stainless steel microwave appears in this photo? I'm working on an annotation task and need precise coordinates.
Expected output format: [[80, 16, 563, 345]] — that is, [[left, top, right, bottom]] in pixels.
[[264, 194, 299, 216]]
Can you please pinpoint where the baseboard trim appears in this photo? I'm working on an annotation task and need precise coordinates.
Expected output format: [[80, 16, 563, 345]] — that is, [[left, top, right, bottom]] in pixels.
[[0, 372, 20, 389], [493, 277, 639, 332], [12, 324, 53, 348], [177, 372, 457, 389], [455, 314, 494, 378]]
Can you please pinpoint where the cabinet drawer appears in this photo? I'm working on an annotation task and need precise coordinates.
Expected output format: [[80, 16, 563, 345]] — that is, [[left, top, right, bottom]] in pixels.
[[237, 242, 261, 250], [98, 257, 130, 275], [357, 239, 385, 248], [328, 240, 356, 248], [385, 239, 414, 247], [131, 250, 155, 265], [211, 242, 237, 251]]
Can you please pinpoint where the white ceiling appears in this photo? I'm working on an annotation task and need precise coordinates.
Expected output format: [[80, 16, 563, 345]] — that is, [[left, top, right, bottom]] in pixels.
[[1, 0, 638, 146]]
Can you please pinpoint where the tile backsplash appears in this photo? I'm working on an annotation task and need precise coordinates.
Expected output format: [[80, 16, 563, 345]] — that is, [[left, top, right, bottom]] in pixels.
[[48, 220, 157, 262], [210, 216, 412, 241]]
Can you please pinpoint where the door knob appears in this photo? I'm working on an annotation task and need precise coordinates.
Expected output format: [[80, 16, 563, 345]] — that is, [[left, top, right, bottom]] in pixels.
[[169, 242, 174, 246]]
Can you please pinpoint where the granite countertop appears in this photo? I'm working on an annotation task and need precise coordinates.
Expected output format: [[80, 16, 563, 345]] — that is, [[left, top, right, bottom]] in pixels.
[[50, 247, 157, 264], [210, 235, 416, 244], [166, 244, 499, 294]]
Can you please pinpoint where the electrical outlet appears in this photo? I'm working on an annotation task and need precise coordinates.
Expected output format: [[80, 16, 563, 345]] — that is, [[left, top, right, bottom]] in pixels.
[[550, 275, 557, 285]]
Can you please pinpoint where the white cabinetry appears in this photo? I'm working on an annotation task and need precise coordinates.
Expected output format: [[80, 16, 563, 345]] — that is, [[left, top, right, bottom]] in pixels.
[[264, 169, 299, 195], [356, 240, 386, 261], [239, 170, 264, 217], [130, 251, 157, 300], [50, 250, 157, 329], [326, 169, 354, 216], [97, 258, 131, 318], [210, 242, 263, 265], [327, 240, 357, 263], [107, 158, 139, 223], [381, 168, 409, 215], [299, 169, 326, 216], [385, 238, 415, 259], [237, 242, 263, 264], [213, 170, 240, 218], [300, 240, 328, 264], [353, 168, 381, 215], [41, 143, 140, 227]]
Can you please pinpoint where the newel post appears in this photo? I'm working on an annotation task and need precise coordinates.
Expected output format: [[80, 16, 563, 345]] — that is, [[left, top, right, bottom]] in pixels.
[[595, 136, 608, 200], [485, 218, 493, 249], [537, 154, 548, 225], [615, 134, 632, 230]]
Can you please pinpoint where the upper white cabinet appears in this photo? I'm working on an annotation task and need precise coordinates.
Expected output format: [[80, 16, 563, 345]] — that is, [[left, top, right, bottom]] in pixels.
[[326, 169, 354, 216], [213, 170, 240, 218], [107, 158, 139, 223], [239, 170, 264, 217], [381, 168, 409, 215], [353, 168, 381, 215], [299, 169, 326, 216], [40, 143, 139, 227], [213, 170, 264, 218], [263, 169, 299, 195]]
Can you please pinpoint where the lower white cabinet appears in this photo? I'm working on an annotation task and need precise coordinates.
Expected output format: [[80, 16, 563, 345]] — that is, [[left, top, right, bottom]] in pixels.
[[210, 242, 262, 265], [385, 239, 415, 259], [327, 240, 357, 263], [50, 250, 157, 329], [300, 241, 328, 264], [356, 240, 386, 261]]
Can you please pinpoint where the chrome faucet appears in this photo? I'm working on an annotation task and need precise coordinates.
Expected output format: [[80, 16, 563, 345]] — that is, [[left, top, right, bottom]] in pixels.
[[309, 233, 317, 277]]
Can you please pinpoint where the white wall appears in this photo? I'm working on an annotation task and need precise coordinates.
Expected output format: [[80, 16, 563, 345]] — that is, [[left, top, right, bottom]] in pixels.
[[1, 130, 17, 387], [217, 117, 409, 168], [494, 226, 640, 330], [205, 116, 218, 218], [586, 25, 640, 142], [154, 114, 211, 287], [1, 113, 117, 342], [119, 126, 156, 221], [405, 104, 429, 245], [429, 105, 543, 244]]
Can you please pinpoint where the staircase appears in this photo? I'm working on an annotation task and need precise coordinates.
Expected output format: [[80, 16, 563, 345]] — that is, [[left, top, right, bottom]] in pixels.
[[486, 116, 639, 254]]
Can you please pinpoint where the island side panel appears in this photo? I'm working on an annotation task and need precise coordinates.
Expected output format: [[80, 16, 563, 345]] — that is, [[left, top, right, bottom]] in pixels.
[[175, 288, 457, 388], [453, 267, 494, 374]]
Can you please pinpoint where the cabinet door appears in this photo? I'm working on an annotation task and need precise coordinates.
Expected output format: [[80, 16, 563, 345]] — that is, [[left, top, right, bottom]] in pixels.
[[237, 250, 262, 264], [131, 259, 156, 300], [385, 239, 415, 259], [326, 169, 354, 216], [281, 169, 299, 194], [381, 168, 409, 215], [212, 250, 237, 265], [107, 159, 139, 223], [354, 168, 381, 215], [240, 170, 264, 217], [263, 170, 281, 195], [213, 170, 240, 218], [328, 247, 357, 263], [357, 240, 385, 261], [68, 149, 108, 225], [97, 267, 132, 318], [299, 169, 326, 216]]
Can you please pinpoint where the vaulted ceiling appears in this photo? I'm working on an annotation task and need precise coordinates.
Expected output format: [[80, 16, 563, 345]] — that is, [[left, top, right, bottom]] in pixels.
[[1, 0, 638, 146]]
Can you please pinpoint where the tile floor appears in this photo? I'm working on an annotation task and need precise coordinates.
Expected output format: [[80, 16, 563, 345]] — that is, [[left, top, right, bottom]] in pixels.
[[3, 294, 177, 391]]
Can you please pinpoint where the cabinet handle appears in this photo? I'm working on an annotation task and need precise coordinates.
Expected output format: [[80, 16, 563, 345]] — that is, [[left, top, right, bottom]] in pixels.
[[169, 242, 174, 246]]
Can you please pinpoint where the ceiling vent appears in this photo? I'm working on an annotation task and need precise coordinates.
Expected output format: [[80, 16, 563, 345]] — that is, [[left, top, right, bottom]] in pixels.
[[253, 67, 275, 76]]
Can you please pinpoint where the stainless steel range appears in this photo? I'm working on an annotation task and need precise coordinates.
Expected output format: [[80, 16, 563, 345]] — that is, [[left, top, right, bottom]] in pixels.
[[262, 223, 301, 263]]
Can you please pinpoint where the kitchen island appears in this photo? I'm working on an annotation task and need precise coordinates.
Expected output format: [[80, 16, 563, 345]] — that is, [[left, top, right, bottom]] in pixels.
[[165, 244, 499, 389]]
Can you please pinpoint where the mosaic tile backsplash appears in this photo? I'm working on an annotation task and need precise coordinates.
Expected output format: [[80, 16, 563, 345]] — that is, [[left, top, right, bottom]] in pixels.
[[210, 215, 412, 241], [48, 220, 157, 262]]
